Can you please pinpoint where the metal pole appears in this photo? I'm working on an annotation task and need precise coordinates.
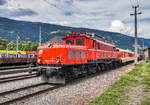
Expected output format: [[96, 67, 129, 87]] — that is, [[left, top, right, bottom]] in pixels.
[[16, 32, 19, 52], [16, 32, 20, 58], [39, 24, 42, 46]]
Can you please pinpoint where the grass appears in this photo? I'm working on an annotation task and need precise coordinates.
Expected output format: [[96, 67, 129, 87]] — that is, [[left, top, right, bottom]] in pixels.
[[89, 61, 150, 105]]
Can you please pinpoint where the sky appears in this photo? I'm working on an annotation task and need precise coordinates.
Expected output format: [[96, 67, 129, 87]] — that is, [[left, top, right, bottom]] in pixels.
[[0, 0, 149, 38]]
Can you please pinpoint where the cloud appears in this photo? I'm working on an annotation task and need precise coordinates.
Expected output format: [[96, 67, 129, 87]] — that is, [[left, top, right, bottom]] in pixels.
[[10, 8, 38, 17], [109, 20, 133, 35], [0, 8, 38, 18], [0, 0, 149, 38], [0, 0, 6, 5]]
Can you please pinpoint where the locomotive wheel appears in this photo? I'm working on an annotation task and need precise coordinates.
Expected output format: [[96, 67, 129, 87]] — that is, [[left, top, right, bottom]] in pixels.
[[97, 64, 101, 72], [100, 64, 105, 71], [81, 64, 87, 76], [109, 63, 113, 70], [91, 64, 97, 74]]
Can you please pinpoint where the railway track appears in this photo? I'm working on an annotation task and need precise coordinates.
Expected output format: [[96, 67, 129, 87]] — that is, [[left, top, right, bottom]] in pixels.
[[0, 67, 38, 75], [0, 65, 35, 70], [0, 83, 64, 105], [0, 73, 37, 84], [0, 62, 137, 105]]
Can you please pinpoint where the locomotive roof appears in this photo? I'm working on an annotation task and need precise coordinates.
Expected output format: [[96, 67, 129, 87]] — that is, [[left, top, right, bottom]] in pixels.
[[118, 48, 134, 54], [63, 31, 115, 47]]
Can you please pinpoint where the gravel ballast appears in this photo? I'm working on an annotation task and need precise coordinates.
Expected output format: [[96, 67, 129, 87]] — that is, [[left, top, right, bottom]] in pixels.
[[0, 77, 42, 93], [12, 63, 136, 105]]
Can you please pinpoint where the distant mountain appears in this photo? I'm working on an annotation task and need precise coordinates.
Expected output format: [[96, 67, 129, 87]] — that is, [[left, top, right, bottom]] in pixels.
[[0, 17, 150, 52]]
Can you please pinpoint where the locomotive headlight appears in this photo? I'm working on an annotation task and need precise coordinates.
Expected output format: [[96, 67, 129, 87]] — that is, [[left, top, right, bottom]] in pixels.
[[38, 57, 41, 63], [56, 56, 60, 63]]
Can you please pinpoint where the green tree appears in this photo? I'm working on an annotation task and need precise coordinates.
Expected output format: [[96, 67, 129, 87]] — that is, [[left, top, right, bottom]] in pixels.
[[31, 42, 38, 51], [0, 39, 8, 50], [7, 41, 16, 50], [19, 41, 26, 51]]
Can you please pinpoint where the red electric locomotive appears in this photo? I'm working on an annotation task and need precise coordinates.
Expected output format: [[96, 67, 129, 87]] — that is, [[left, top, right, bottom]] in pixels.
[[36, 31, 127, 84]]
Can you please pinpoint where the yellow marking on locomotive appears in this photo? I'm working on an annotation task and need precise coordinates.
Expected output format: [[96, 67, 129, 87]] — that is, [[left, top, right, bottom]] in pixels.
[[121, 57, 134, 63]]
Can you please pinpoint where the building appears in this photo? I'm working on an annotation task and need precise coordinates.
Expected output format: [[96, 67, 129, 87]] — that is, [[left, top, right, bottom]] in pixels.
[[143, 47, 150, 61]]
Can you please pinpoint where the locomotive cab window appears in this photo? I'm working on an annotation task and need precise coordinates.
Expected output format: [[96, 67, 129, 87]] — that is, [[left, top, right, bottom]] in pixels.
[[76, 38, 84, 45], [66, 39, 74, 45]]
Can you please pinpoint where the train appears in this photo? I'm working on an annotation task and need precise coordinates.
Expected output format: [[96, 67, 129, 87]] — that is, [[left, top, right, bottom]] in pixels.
[[0, 50, 37, 65], [35, 31, 137, 84]]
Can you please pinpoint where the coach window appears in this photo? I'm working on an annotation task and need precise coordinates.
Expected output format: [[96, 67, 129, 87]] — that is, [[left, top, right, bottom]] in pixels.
[[107, 46, 109, 51], [76, 51, 80, 59], [68, 50, 74, 59], [66, 39, 74, 45], [92, 40, 95, 48], [76, 38, 84, 45], [101, 51, 103, 57], [101, 44, 103, 50], [97, 43, 100, 49], [104, 45, 106, 51], [103, 45, 105, 50], [81, 51, 85, 59]]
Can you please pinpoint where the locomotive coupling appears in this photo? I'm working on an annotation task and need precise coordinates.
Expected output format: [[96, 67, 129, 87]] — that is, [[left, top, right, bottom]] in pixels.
[[28, 66, 33, 73], [36, 66, 43, 76]]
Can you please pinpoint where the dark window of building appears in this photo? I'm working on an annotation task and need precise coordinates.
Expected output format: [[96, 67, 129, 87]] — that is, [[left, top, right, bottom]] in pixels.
[[97, 43, 100, 49], [76, 51, 80, 59], [81, 51, 85, 58], [68, 50, 73, 59], [76, 38, 84, 45], [66, 39, 74, 45], [92, 40, 95, 48]]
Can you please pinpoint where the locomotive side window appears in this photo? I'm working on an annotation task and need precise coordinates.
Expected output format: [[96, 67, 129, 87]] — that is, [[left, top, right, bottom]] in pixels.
[[92, 40, 95, 48], [81, 51, 85, 58], [66, 39, 74, 45], [68, 50, 74, 59], [76, 38, 84, 45], [97, 43, 100, 49], [76, 51, 80, 59]]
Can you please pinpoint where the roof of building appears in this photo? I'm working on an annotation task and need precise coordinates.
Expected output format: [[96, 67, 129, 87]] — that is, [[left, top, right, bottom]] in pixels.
[[143, 47, 150, 51]]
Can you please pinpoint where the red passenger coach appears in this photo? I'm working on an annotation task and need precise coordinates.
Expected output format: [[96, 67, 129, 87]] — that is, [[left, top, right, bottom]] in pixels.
[[37, 31, 122, 84]]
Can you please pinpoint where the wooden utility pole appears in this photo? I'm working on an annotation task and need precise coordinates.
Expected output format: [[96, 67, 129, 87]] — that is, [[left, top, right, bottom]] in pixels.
[[130, 5, 142, 64]]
